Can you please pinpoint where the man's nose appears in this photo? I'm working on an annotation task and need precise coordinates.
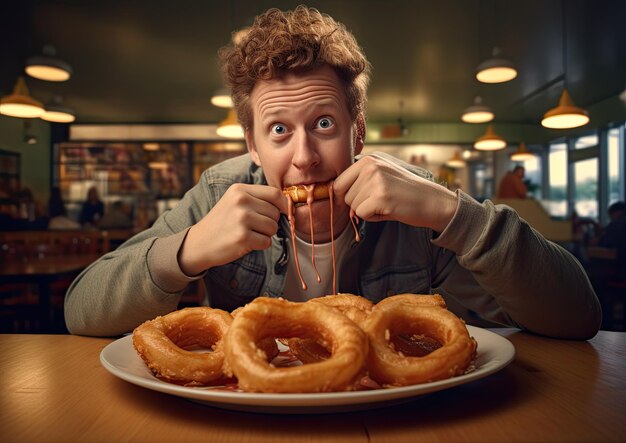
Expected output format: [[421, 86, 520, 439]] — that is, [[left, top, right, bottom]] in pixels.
[[291, 129, 320, 170]]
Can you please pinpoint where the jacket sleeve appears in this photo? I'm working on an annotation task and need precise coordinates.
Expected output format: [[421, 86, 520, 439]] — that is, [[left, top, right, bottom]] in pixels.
[[64, 173, 214, 337], [432, 190, 602, 340]]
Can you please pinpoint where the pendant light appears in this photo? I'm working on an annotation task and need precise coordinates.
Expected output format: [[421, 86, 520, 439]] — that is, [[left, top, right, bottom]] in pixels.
[[541, 1, 589, 129], [216, 109, 244, 138], [142, 143, 160, 151], [461, 96, 494, 123], [474, 124, 506, 151], [210, 88, 233, 108], [0, 77, 45, 118], [446, 151, 466, 168], [542, 88, 589, 129], [41, 95, 76, 123], [476, 47, 517, 84], [510, 142, 535, 162], [25, 45, 72, 82]]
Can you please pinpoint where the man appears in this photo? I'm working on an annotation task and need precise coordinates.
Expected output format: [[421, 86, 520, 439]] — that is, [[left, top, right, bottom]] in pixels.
[[65, 6, 600, 339], [497, 166, 528, 199]]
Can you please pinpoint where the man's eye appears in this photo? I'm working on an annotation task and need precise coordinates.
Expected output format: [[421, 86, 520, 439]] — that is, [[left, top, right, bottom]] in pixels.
[[316, 117, 334, 129], [270, 124, 287, 135]]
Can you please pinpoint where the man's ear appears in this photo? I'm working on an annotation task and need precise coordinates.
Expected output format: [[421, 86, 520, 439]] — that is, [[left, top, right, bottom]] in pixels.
[[354, 113, 366, 155], [245, 127, 262, 166]]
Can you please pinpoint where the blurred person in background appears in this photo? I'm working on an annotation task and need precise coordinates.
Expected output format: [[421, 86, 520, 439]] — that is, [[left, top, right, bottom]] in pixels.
[[497, 166, 527, 199], [48, 187, 81, 230], [79, 186, 104, 228]]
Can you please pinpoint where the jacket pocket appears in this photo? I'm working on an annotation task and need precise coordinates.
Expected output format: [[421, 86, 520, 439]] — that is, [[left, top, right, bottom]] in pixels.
[[360, 266, 431, 303]]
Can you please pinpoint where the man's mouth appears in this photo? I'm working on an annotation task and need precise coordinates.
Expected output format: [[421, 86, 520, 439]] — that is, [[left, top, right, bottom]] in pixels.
[[282, 181, 333, 204]]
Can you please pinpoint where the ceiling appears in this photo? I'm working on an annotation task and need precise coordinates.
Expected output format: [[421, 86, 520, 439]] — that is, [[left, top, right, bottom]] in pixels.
[[1, 0, 625, 130]]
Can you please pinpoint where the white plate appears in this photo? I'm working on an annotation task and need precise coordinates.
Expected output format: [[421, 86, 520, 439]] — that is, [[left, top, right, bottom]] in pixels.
[[100, 325, 515, 414]]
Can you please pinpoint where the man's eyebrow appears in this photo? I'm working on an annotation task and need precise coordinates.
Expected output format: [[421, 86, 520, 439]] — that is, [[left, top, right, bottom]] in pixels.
[[258, 99, 341, 121]]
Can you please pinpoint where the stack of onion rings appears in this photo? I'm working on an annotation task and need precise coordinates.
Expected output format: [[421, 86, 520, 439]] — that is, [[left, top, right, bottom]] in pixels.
[[132, 293, 477, 392]]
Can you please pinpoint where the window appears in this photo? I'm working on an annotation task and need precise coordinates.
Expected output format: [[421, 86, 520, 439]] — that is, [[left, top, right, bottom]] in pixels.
[[548, 142, 568, 217], [521, 152, 542, 199], [574, 134, 598, 150], [573, 157, 599, 219], [608, 125, 624, 204]]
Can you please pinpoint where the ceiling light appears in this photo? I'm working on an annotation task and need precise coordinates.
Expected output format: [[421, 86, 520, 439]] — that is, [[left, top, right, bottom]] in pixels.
[[446, 151, 466, 168], [474, 124, 506, 151], [216, 109, 244, 138], [0, 77, 45, 118], [143, 143, 160, 151], [25, 45, 72, 82], [541, 3, 589, 130], [476, 47, 517, 84], [211, 88, 233, 108], [461, 96, 494, 123], [541, 88, 589, 129], [41, 95, 76, 123], [510, 142, 535, 162], [148, 161, 169, 170]]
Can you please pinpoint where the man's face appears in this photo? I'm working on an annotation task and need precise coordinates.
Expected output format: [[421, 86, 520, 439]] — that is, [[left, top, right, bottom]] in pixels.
[[246, 65, 361, 241]]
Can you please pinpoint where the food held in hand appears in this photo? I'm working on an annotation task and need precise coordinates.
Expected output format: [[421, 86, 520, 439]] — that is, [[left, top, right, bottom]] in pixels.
[[282, 182, 331, 203]]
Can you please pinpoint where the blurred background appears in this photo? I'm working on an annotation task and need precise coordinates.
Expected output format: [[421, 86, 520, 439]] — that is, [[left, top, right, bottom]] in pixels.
[[1, 0, 625, 332]]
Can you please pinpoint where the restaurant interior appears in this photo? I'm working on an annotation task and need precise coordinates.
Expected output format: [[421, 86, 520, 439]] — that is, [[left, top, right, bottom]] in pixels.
[[1, 0, 625, 334]]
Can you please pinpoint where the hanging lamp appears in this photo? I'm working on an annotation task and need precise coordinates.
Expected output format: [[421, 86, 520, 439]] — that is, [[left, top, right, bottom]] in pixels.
[[41, 95, 76, 123], [474, 124, 506, 150], [216, 109, 244, 138], [510, 142, 535, 162], [541, 88, 589, 129], [25, 45, 72, 82], [476, 47, 517, 84], [0, 77, 45, 118], [541, 1, 589, 129], [446, 151, 466, 168], [461, 96, 494, 123], [210, 88, 233, 108]]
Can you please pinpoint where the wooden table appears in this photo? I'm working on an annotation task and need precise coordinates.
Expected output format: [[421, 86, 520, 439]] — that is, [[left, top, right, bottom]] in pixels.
[[0, 254, 100, 330], [1, 330, 624, 442]]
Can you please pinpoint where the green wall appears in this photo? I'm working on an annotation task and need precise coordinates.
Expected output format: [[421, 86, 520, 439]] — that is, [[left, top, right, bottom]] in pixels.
[[0, 116, 51, 204]]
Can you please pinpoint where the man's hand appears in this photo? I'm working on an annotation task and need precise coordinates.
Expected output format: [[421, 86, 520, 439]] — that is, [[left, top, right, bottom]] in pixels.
[[332, 152, 458, 233], [178, 184, 287, 276]]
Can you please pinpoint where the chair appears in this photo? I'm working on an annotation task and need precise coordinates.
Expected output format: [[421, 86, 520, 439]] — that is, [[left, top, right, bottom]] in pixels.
[[605, 279, 626, 331], [0, 230, 111, 333]]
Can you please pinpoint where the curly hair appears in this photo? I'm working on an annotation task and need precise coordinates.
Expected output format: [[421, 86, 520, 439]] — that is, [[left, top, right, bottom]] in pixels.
[[218, 5, 371, 130]]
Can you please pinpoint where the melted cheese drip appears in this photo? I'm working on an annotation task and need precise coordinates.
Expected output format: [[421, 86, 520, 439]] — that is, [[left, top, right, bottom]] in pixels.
[[286, 195, 307, 290], [285, 181, 360, 295], [304, 184, 322, 284]]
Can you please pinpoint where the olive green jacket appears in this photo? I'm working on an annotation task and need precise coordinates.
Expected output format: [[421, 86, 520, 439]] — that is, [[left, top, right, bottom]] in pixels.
[[65, 154, 601, 338]]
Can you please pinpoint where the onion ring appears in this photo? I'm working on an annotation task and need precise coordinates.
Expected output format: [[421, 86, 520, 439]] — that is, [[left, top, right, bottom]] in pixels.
[[309, 293, 374, 326], [363, 297, 477, 386], [132, 307, 233, 386], [223, 297, 368, 393], [376, 293, 447, 309], [283, 294, 374, 363], [282, 182, 331, 203], [231, 306, 280, 362]]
